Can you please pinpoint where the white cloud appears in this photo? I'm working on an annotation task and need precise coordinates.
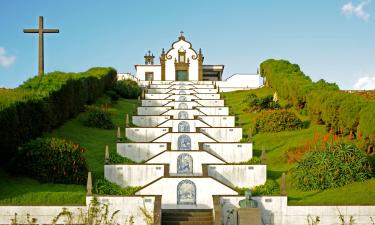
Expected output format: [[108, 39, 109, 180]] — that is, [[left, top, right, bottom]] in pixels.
[[353, 76, 375, 90], [0, 47, 16, 67], [342, 1, 371, 21]]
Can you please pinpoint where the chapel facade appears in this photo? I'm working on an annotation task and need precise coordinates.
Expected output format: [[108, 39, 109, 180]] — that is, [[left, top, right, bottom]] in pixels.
[[135, 33, 224, 81]]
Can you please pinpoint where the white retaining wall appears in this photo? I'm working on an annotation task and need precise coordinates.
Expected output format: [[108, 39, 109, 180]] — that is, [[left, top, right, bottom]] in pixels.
[[0, 196, 156, 225], [117, 142, 167, 162], [200, 128, 242, 142], [137, 106, 171, 115], [221, 196, 375, 225], [194, 99, 224, 107], [196, 107, 229, 116], [166, 95, 199, 101], [126, 127, 169, 142], [147, 88, 171, 94], [165, 101, 201, 109], [153, 133, 216, 150], [132, 116, 170, 127], [158, 119, 209, 132], [194, 88, 218, 93], [145, 93, 171, 100], [208, 165, 267, 188], [203, 143, 252, 163], [136, 178, 237, 209], [162, 109, 205, 119], [198, 116, 235, 127], [105, 164, 164, 187], [146, 151, 225, 175], [141, 99, 171, 106]]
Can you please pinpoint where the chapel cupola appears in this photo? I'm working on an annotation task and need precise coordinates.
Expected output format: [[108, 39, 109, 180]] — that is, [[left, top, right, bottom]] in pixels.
[[144, 50, 155, 65]]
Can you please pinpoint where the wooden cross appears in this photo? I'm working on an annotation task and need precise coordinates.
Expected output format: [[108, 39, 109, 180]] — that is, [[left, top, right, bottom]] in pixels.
[[23, 16, 59, 76]]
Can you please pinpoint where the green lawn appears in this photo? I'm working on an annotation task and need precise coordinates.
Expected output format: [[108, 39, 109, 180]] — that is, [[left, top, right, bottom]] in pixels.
[[2, 90, 374, 206], [223, 88, 375, 205], [0, 98, 138, 205]]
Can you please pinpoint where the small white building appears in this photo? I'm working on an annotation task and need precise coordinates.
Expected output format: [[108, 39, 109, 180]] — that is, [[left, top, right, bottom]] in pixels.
[[128, 33, 261, 91]]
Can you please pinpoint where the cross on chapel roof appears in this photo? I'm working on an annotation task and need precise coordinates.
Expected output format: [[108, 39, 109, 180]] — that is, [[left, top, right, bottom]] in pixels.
[[179, 31, 185, 40]]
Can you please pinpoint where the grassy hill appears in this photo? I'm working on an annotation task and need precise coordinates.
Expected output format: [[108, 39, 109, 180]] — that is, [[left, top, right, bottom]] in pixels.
[[223, 88, 375, 205], [1, 88, 374, 205], [0, 97, 138, 205]]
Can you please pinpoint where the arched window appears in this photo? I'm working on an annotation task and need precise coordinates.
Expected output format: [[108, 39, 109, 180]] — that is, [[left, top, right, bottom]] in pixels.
[[177, 180, 196, 205], [179, 90, 186, 95], [178, 121, 190, 132], [178, 111, 189, 119], [178, 95, 187, 102], [178, 103, 188, 109], [177, 153, 193, 174], [178, 134, 191, 150]]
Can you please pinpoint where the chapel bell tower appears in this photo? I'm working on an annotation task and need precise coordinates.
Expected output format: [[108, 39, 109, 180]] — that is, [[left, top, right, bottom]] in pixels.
[[144, 50, 154, 65]]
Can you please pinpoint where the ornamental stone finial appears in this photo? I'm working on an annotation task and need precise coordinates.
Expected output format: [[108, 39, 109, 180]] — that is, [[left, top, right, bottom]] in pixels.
[[86, 172, 92, 196], [105, 145, 109, 164], [125, 114, 129, 127], [117, 126, 121, 140], [281, 172, 287, 196], [261, 146, 267, 164]]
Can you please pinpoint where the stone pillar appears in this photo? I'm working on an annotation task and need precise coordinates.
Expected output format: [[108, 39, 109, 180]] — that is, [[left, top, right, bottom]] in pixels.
[[237, 208, 261, 225], [117, 126, 121, 140], [202, 164, 208, 176], [153, 196, 162, 225], [104, 145, 109, 164], [125, 114, 129, 128], [86, 172, 92, 196], [164, 164, 170, 177], [160, 48, 166, 81], [281, 172, 287, 196], [260, 146, 267, 164], [212, 196, 222, 225]]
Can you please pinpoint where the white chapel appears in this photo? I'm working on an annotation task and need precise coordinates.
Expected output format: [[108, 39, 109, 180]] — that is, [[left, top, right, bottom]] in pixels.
[[119, 33, 262, 91]]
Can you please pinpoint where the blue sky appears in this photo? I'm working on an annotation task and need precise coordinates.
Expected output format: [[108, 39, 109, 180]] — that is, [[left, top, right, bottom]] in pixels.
[[0, 0, 374, 89]]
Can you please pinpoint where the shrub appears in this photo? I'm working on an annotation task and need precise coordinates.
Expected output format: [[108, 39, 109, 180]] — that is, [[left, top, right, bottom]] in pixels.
[[238, 156, 261, 165], [11, 137, 88, 184], [292, 142, 371, 191], [113, 80, 141, 99], [0, 68, 116, 163], [106, 90, 119, 101], [236, 180, 280, 196], [245, 94, 280, 112], [255, 110, 304, 133], [94, 179, 140, 195], [83, 107, 114, 129], [251, 180, 280, 195], [109, 152, 136, 164], [369, 153, 375, 177]]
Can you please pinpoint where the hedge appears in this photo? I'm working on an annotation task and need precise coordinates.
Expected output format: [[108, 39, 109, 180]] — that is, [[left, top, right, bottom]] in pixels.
[[255, 110, 304, 133], [113, 79, 142, 99], [11, 137, 89, 184], [0, 67, 117, 163], [260, 59, 375, 145]]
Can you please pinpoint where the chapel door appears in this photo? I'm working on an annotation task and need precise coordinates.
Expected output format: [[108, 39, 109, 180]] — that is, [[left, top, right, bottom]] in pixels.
[[145, 72, 154, 81], [176, 70, 188, 81]]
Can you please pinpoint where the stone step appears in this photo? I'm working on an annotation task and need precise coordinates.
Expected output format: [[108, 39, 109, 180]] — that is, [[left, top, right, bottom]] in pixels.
[[162, 221, 213, 225], [162, 216, 213, 221], [162, 212, 212, 217], [161, 209, 213, 225]]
